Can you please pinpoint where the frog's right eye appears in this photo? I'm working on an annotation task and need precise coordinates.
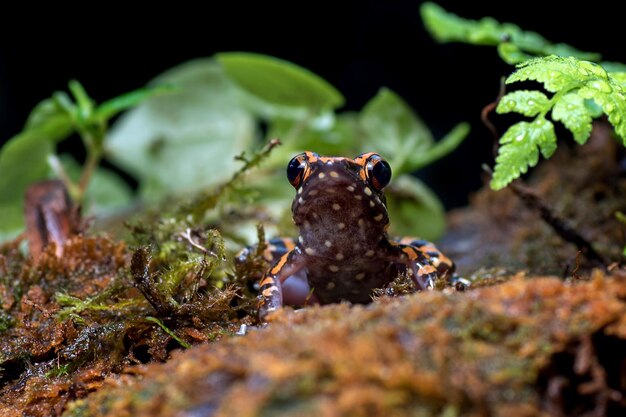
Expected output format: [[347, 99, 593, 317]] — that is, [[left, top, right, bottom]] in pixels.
[[287, 153, 307, 188]]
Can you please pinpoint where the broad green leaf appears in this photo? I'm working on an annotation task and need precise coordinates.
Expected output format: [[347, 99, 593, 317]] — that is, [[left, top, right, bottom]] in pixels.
[[385, 175, 446, 241], [491, 119, 556, 190], [0, 205, 25, 242], [24, 98, 73, 142], [266, 112, 359, 161], [59, 155, 133, 217], [0, 131, 54, 236], [359, 88, 433, 174], [97, 85, 175, 121], [359, 88, 467, 174], [420, 2, 600, 63], [216, 52, 344, 110], [496, 90, 550, 117], [551, 93, 593, 144], [105, 58, 256, 200]]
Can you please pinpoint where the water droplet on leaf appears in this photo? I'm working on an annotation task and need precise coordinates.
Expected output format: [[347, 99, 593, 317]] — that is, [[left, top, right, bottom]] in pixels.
[[588, 79, 612, 93]]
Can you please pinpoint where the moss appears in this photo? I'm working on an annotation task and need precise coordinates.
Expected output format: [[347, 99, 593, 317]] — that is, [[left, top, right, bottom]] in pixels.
[[61, 274, 626, 416]]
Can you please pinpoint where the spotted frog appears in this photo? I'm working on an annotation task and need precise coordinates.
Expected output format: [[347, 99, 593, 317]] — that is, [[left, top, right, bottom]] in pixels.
[[256, 151, 455, 319]]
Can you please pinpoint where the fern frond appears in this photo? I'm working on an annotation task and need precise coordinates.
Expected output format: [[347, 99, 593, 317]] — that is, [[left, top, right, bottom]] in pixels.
[[491, 119, 556, 189], [491, 56, 626, 189]]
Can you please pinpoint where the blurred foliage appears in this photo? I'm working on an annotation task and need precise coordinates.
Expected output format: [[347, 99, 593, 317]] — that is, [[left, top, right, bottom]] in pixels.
[[1, 53, 469, 243]]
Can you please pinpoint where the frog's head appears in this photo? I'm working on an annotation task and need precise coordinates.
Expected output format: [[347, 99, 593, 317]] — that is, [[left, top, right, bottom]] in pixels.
[[287, 151, 391, 253]]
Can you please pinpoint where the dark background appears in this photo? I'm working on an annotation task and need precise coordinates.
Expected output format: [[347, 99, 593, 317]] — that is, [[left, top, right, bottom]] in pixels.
[[1, 1, 623, 209]]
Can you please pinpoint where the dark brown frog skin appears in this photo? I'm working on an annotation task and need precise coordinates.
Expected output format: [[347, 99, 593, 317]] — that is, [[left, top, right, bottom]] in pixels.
[[257, 151, 454, 320]]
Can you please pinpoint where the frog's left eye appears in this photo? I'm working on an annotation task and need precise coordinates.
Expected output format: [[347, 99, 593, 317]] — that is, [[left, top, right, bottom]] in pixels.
[[287, 153, 307, 188], [366, 155, 392, 190]]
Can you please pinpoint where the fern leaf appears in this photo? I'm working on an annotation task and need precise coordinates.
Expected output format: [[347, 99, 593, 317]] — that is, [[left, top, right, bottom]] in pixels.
[[496, 90, 549, 117], [491, 119, 556, 190], [420, 3, 600, 64], [551, 93, 593, 144], [577, 77, 626, 143], [506, 56, 588, 92]]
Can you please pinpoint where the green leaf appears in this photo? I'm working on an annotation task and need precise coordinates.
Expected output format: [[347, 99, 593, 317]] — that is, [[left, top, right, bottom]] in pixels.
[[24, 98, 73, 142], [497, 43, 532, 65], [96, 85, 175, 121], [496, 90, 550, 117], [385, 175, 446, 241], [68, 80, 95, 121], [506, 56, 588, 93], [491, 119, 556, 190], [0, 131, 54, 236], [0, 205, 25, 242], [404, 122, 470, 171], [359, 88, 468, 174], [267, 112, 359, 159], [577, 76, 626, 142], [216, 52, 344, 110], [59, 155, 133, 217], [359, 88, 433, 174], [420, 2, 600, 63], [551, 93, 593, 144], [105, 58, 256, 200]]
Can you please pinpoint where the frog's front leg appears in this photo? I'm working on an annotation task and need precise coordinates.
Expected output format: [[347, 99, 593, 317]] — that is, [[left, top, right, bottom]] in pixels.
[[258, 249, 308, 320], [393, 243, 455, 290]]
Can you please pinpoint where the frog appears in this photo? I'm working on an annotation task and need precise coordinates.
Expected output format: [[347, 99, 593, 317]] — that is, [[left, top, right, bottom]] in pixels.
[[255, 151, 455, 320]]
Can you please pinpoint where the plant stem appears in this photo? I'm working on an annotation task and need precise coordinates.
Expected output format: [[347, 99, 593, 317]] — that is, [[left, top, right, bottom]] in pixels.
[[77, 131, 104, 202]]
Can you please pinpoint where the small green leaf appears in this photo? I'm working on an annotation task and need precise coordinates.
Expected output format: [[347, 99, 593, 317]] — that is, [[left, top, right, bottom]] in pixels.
[[24, 98, 74, 142], [496, 90, 550, 117], [491, 119, 556, 189], [359, 88, 433, 174], [552, 93, 593, 144], [385, 175, 446, 241], [497, 43, 532, 65], [105, 58, 256, 200], [217, 52, 344, 110], [68, 80, 95, 121], [96, 85, 175, 121]]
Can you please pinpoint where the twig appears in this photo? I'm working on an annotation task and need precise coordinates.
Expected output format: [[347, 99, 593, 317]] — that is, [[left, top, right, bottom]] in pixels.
[[480, 77, 507, 158], [180, 228, 218, 257], [508, 181, 609, 267], [481, 81, 609, 268]]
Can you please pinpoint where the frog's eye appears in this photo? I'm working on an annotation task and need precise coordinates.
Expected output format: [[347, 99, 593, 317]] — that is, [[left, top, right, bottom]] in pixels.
[[287, 153, 307, 188], [366, 155, 391, 190]]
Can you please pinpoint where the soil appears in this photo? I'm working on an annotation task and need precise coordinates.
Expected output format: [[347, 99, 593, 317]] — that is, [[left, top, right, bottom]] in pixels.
[[1, 121, 625, 417]]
